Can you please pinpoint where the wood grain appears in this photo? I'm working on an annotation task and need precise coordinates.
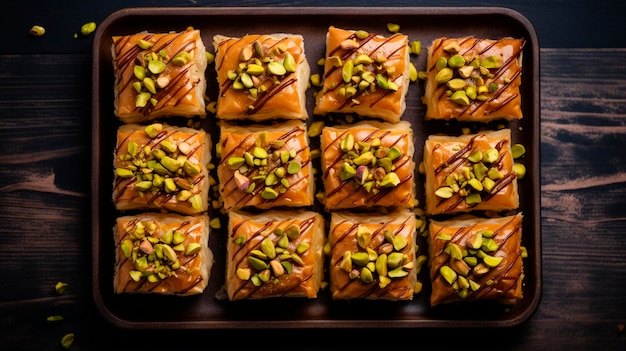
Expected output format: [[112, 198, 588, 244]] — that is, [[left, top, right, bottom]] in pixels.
[[0, 49, 625, 349]]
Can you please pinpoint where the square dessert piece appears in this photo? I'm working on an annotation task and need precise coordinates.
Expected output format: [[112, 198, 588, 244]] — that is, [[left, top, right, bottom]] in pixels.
[[423, 129, 519, 215], [217, 120, 314, 211], [320, 120, 416, 210], [113, 123, 210, 215], [114, 213, 214, 295], [328, 209, 417, 300], [225, 209, 325, 300], [424, 37, 525, 122], [313, 26, 410, 124], [427, 213, 524, 306], [213, 33, 310, 122], [112, 28, 207, 123]]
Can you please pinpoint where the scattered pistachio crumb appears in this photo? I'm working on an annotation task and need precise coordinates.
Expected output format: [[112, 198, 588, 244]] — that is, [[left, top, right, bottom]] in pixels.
[[209, 217, 221, 229], [55, 281, 69, 295], [46, 315, 64, 322], [386, 23, 400, 33], [29, 25, 45, 36], [80, 22, 96, 36], [61, 333, 75, 349]]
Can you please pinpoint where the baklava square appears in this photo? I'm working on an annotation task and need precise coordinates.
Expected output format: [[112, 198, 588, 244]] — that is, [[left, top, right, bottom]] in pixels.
[[328, 209, 417, 300], [423, 129, 519, 215], [320, 120, 416, 210], [313, 26, 410, 124], [114, 213, 214, 295], [424, 37, 525, 122], [217, 120, 314, 211], [427, 213, 524, 306], [225, 209, 325, 300], [112, 28, 208, 123], [213, 33, 310, 122], [113, 123, 210, 215]]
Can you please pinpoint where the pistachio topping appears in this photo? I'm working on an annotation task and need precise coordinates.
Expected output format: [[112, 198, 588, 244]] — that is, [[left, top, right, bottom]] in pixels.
[[434, 48, 510, 106], [434, 142, 513, 206], [235, 223, 308, 286], [341, 228, 413, 288], [122, 219, 201, 284], [114, 123, 204, 207], [225, 132, 305, 200], [336, 133, 404, 193], [436, 231, 505, 298]]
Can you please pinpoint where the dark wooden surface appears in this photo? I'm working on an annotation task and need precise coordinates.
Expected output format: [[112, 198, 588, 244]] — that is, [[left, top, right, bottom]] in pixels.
[[1, 1, 625, 350]]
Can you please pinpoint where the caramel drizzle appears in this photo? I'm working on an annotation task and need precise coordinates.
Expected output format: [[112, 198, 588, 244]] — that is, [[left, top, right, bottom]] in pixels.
[[429, 37, 525, 118], [332, 215, 413, 298], [113, 130, 206, 209], [230, 215, 318, 298], [220, 127, 310, 208], [323, 32, 406, 110], [323, 130, 410, 206], [432, 135, 514, 213], [217, 36, 301, 115], [118, 219, 205, 294], [432, 216, 523, 302], [113, 31, 200, 115]]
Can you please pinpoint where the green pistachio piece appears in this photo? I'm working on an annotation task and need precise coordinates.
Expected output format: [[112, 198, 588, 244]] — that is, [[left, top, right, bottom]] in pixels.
[[135, 92, 151, 108], [339, 162, 356, 181], [340, 134, 355, 152], [356, 225, 372, 249], [115, 168, 135, 178], [435, 67, 453, 84], [359, 267, 374, 283], [148, 60, 166, 75], [440, 265, 457, 284], [465, 193, 482, 205], [375, 254, 388, 277], [144, 123, 163, 138], [392, 235, 408, 251], [482, 148, 499, 163], [450, 90, 470, 105], [388, 267, 409, 278], [172, 51, 192, 66], [227, 156, 245, 169], [185, 243, 202, 256], [134, 180, 153, 192], [287, 161, 301, 174], [268, 61, 287, 76], [380, 172, 400, 187], [513, 163, 526, 179], [283, 53, 296, 73], [481, 55, 503, 69], [351, 252, 370, 266], [387, 252, 404, 269], [342, 60, 354, 83], [483, 255, 503, 268], [444, 242, 463, 260], [261, 187, 278, 200], [163, 178, 177, 193], [260, 238, 277, 259], [511, 144, 526, 159], [248, 256, 269, 271]]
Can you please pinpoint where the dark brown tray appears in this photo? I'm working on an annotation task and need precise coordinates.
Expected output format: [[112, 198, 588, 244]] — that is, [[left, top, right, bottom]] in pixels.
[[91, 6, 541, 329]]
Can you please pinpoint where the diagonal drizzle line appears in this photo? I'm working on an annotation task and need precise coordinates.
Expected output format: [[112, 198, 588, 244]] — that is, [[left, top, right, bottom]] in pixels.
[[542, 172, 626, 191], [0, 147, 82, 164]]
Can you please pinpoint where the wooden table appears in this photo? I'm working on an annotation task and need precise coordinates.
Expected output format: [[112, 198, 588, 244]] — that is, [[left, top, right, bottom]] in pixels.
[[1, 1, 625, 350]]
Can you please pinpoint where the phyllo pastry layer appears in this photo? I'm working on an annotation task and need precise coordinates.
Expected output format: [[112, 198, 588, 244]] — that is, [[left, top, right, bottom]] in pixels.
[[225, 209, 325, 300], [424, 36, 525, 122], [313, 26, 410, 124], [328, 209, 417, 300], [112, 28, 207, 123], [113, 123, 210, 215], [217, 120, 314, 211], [427, 213, 524, 306], [423, 129, 519, 215], [213, 33, 310, 122], [320, 120, 416, 210], [114, 213, 214, 295]]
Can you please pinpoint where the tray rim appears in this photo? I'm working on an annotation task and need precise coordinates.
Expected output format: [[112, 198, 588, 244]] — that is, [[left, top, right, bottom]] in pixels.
[[91, 5, 542, 329]]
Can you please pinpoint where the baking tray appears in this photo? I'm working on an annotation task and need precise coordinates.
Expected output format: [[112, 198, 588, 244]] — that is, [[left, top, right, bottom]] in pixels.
[[91, 6, 541, 329]]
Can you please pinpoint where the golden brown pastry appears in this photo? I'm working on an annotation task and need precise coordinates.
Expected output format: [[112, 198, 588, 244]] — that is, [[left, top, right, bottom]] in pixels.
[[114, 213, 214, 295], [113, 123, 210, 215], [423, 129, 519, 215], [328, 209, 417, 300], [320, 120, 416, 210], [427, 213, 524, 306], [314, 26, 410, 124], [423, 37, 525, 122], [217, 120, 314, 211], [213, 33, 310, 122], [225, 209, 325, 300], [112, 28, 207, 123]]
